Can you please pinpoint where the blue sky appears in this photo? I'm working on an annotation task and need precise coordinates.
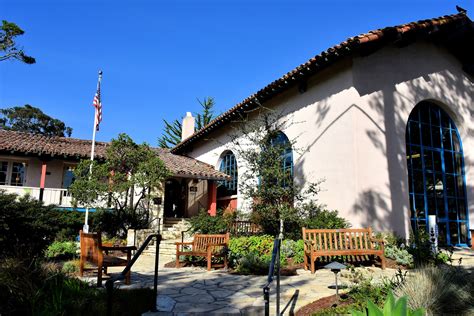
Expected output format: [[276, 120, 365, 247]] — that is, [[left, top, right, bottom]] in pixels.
[[1, 0, 473, 145]]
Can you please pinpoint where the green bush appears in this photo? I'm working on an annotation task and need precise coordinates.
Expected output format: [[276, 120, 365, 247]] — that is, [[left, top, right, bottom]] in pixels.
[[305, 207, 350, 230], [0, 258, 154, 315], [45, 241, 77, 260], [62, 260, 79, 274], [281, 239, 304, 264], [351, 291, 424, 316], [384, 245, 413, 267], [189, 209, 235, 234], [234, 252, 270, 275]]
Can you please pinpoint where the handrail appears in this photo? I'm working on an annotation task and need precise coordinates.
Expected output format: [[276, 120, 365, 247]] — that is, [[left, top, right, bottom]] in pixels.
[[105, 233, 162, 316], [263, 238, 281, 316]]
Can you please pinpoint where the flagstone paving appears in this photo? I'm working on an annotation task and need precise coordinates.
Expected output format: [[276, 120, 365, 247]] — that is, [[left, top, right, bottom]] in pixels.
[[80, 248, 474, 315]]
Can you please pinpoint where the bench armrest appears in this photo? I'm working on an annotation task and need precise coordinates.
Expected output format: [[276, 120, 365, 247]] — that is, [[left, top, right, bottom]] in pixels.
[[175, 242, 193, 246]]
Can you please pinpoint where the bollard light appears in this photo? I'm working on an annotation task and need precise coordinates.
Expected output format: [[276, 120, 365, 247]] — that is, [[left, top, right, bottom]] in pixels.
[[324, 261, 347, 299]]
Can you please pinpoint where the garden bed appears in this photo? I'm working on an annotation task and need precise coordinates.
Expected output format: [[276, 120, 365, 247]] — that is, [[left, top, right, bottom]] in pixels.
[[296, 294, 354, 316]]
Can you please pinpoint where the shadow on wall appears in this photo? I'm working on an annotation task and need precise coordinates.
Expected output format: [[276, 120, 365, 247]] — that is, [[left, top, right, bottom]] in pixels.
[[349, 43, 474, 238]]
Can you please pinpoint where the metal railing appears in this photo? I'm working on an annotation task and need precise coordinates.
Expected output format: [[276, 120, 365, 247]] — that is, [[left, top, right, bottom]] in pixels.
[[105, 233, 162, 316], [263, 238, 281, 316]]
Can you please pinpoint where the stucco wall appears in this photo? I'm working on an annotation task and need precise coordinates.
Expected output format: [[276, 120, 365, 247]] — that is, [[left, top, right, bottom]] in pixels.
[[182, 41, 474, 240]]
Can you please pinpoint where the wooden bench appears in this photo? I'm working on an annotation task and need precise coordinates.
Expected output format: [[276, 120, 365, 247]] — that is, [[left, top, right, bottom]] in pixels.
[[79, 230, 136, 286], [175, 233, 230, 271], [302, 227, 386, 273]]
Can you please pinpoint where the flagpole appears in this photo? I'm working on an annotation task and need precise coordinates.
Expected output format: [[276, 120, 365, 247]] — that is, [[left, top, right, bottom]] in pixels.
[[83, 70, 102, 233]]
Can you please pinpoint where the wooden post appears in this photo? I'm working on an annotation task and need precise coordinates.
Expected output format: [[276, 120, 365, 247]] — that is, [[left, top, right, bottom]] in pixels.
[[39, 161, 47, 201], [208, 180, 217, 216]]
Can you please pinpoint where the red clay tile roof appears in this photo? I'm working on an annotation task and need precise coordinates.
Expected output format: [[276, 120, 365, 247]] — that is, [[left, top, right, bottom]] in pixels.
[[171, 12, 472, 154], [0, 130, 229, 180]]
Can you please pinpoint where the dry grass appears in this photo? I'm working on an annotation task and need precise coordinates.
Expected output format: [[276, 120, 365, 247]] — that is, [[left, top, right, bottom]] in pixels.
[[394, 266, 474, 315]]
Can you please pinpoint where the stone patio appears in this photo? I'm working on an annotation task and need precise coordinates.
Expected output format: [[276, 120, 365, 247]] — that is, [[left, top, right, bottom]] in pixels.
[[82, 255, 399, 315], [79, 248, 474, 315]]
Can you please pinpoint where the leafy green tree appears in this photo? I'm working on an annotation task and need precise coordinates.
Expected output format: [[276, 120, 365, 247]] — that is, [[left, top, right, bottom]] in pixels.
[[0, 20, 35, 64], [0, 104, 73, 137], [158, 97, 216, 148], [69, 133, 171, 237], [229, 107, 323, 239]]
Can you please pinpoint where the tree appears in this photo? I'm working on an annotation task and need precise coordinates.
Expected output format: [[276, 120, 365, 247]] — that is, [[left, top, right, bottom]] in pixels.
[[69, 133, 171, 237], [229, 107, 322, 239], [158, 97, 216, 148], [0, 20, 35, 64], [0, 104, 73, 137]]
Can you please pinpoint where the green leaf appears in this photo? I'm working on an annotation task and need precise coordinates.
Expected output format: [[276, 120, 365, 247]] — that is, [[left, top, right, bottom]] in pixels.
[[367, 300, 383, 316], [383, 291, 396, 315], [350, 309, 366, 316], [409, 308, 425, 316], [392, 296, 408, 316]]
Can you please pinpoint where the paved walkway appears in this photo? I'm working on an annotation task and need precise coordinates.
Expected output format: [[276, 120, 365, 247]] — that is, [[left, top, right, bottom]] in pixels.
[[84, 255, 398, 315], [80, 248, 474, 315]]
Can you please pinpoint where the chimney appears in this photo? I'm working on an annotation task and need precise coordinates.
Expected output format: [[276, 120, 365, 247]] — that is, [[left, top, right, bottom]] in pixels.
[[181, 112, 195, 141]]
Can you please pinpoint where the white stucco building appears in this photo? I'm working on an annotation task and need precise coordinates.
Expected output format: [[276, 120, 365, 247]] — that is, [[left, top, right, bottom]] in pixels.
[[171, 12, 474, 246]]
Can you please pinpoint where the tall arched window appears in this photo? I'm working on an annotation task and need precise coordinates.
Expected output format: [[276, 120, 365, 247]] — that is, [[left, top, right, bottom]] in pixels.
[[406, 101, 469, 246], [270, 131, 293, 186], [218, 151, 238, 196]]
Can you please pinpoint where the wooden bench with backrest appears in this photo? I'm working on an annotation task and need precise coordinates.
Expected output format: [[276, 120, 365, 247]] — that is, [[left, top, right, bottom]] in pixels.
[[79, 230, 136, 286], [175, 233, 230, 271], [302, 227, 386, 273]]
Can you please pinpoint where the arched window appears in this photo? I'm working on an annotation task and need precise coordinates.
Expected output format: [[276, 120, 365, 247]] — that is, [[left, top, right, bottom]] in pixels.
[[406, 101, 469, 246], [218, 151, 238, 196], [270, 131, 293, 186]]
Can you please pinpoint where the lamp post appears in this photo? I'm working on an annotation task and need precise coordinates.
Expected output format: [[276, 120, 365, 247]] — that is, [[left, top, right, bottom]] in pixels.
[[324, 261, 347, 299]]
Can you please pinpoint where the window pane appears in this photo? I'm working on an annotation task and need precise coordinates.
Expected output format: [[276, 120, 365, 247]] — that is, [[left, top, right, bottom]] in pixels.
[[409, 122, 420, 144], [421, 124, 432, 147], [437, 197, 446, 218], [452, 131, 461, 152], [459, 222, 467, 244], [454, 153, 463, 175], [0, 162, 7, 185], [444, 151, 454, 174], [458, 201, 466, 221], [10, 162, 26, 186], [424, 150, 433, 171], [447, 198, 457, 220], [456, 175, 464, 198], [430, 107, 440, 126], [438, 222, 447, 245], [434, 173, 443, 197], [420, 106, 430, 124], [449, 222, 459, 244], [414, 195, 425, 218], [62, 168, 75, 189], [445, 175, 455, 196], [433, 151, 442, 172], [411, 146, 422, 169], [413, 170, 424, 194], [432, 126, 441, 148], [442, 128, 452, 150]]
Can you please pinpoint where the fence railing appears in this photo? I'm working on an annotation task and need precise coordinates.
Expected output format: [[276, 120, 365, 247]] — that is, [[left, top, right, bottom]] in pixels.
[[105, 233, 162, 316], [262, 238, 281, 316], [228, 220, 263, 236]]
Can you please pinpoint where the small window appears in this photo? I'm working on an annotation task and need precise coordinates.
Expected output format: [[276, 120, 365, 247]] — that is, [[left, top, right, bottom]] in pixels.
[[62, 166, 75, 189], [10, 162, 27, 186], [0, 162, 8, 185]]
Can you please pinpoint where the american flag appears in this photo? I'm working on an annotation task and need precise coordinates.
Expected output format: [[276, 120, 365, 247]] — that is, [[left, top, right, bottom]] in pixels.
[[92, 75, 102, 131]]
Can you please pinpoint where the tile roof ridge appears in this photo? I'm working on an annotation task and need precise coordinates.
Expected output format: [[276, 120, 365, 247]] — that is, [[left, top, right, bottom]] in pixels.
[[171, 12, 470, 154]]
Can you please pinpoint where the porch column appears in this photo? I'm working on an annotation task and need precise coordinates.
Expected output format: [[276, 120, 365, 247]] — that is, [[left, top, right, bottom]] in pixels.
[[208, 180, 217, 216], [39, 161, 47, 201]]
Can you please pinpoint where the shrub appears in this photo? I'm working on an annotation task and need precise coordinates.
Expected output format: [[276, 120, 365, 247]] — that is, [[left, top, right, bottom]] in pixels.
[[45, 241, 77, 260], [394, 266, 474, 315], [351, 291, 425, 316], [62, 260, 79, 274], [189, 209, 235, 234], [234, 253, 269, 275], [304, 207, 350, 230], [384, 245, 413, 267], [281, 239, 304, 264]]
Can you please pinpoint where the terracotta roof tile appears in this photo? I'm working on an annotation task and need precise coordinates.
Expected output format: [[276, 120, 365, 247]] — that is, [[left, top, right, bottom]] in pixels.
[[0, 130, 229, 180], [171, 12, 472, 154]]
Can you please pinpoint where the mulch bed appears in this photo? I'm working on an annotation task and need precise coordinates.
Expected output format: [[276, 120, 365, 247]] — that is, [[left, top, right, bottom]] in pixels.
[[295, 294, 354, 316]]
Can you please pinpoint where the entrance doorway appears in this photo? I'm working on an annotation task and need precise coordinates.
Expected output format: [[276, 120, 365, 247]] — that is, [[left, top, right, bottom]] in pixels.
[[164, 178, 186, 218]]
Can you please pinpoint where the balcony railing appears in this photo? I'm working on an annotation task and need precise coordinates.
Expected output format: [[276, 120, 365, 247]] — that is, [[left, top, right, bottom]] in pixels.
[[0, 185, 74, 207]]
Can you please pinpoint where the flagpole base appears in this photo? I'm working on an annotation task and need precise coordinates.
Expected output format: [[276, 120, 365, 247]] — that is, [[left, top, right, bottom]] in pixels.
[[83, 224, 89, 233]]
